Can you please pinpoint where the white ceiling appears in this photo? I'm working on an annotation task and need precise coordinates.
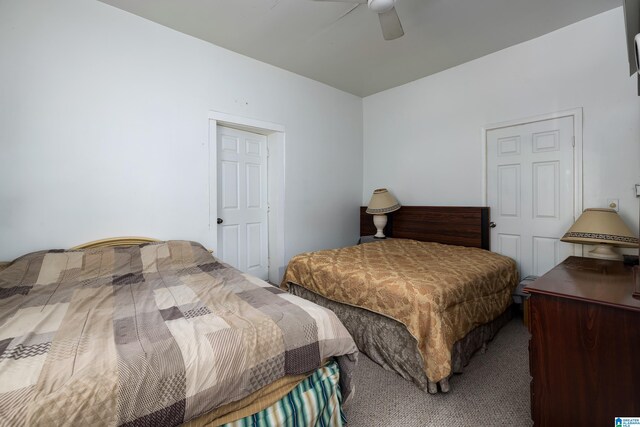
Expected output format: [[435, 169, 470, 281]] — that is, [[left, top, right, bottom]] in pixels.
[[98, 0, 621, 97]]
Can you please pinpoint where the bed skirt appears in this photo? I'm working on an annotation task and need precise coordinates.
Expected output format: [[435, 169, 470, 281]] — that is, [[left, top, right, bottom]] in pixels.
[[201, 361, 346, 427], [288, 283, 512, 394]]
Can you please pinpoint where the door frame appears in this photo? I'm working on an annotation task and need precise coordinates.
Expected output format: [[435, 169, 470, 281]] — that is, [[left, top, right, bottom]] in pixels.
[[481, 107, 584, 256], [208, 111, 286, 284]]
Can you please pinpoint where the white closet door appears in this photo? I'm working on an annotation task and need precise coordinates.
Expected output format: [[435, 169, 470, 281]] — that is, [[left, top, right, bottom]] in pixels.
[[487, 116, 575, 278], [217, 126, 269, 280]]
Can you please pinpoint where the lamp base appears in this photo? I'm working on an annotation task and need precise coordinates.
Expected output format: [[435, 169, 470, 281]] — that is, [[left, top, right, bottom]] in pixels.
[[372, 214, 388, 239], [588, 244, 622, 260]]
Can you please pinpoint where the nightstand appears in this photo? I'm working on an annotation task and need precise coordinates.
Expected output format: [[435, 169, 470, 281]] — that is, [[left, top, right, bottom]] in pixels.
[[513, 275, 537, 327], [358, 235, 392, 244]]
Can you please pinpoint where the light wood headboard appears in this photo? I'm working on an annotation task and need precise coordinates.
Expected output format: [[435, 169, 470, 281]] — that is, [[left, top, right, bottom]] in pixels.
[[70, 237, 214, 254], [70, 236, 161, 250], [360, 206, 491, 250]]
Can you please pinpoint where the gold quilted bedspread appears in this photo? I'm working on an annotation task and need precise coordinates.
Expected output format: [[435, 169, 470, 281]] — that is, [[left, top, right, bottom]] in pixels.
[[281, 239, 518, 383]]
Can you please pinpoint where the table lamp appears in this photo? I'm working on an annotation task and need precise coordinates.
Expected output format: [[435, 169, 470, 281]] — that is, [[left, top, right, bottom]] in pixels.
[[560, 208, 639, 260], [366, 188, 401, 239]]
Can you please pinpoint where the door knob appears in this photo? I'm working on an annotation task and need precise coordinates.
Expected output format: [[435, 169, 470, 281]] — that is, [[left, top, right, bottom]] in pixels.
[[489, 222, 496, 228], [217, 218, 223, 224]]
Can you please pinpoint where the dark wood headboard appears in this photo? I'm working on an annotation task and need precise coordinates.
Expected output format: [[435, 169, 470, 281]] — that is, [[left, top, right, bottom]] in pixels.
[[360, 206, 490, 250]]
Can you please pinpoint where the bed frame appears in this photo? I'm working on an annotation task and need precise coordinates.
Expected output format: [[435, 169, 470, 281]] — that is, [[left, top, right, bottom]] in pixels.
[[70, 236, 160, 249], [360, 206, 491, 250]]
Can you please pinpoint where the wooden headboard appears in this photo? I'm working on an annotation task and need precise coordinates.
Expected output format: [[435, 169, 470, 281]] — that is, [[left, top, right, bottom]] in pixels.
[[70, 236, 161, 250], [360, 206, 490, 250]]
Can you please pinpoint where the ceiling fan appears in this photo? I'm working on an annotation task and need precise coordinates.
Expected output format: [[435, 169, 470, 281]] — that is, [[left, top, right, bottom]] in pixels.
[[313, 0, 404, 41]]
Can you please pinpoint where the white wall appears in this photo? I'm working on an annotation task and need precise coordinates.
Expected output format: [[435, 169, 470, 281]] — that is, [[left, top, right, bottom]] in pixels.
[[0, 0, 363, 267], [363, 7, 640, 239]]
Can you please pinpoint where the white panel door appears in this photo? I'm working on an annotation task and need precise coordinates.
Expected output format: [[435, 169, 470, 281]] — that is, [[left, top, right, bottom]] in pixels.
[[217, 126, 268, 279], [487, 116, 575, 278]]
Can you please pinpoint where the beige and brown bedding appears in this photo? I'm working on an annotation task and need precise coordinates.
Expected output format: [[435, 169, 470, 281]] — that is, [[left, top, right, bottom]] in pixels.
[[0, 241, 357, 426], [282, 238, 518, 384]]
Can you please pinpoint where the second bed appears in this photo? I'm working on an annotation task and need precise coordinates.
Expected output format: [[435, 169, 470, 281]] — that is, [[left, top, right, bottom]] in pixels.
[[281, 206, 519, 393]]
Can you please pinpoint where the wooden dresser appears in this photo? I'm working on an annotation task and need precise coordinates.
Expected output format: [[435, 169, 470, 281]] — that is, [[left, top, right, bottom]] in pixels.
[[524, 256, 640, 426]]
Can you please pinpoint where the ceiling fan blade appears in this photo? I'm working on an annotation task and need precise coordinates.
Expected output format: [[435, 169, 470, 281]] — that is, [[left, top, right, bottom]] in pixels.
[[378, 6, 404, 40], [312, 0, 367, 3]]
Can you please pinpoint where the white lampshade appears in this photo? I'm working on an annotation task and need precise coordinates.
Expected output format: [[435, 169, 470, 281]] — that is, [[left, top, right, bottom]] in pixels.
[[366, 188, 401, 214], [561, 208, 638, 260]]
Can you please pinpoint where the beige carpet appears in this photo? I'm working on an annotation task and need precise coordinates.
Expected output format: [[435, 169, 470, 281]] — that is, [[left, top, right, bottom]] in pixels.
[[343, 318, 533, 426]]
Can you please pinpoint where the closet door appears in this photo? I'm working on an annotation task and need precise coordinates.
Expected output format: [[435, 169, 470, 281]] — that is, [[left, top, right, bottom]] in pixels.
[[487, 116, 575, 278]]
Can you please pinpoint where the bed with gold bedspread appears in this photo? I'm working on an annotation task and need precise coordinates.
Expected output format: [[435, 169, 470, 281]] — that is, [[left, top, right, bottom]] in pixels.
[[282, 238, 518, 392]]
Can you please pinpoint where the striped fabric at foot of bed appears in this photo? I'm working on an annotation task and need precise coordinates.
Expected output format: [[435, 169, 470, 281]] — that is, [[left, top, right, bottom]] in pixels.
[[221, 361, 347, 427]]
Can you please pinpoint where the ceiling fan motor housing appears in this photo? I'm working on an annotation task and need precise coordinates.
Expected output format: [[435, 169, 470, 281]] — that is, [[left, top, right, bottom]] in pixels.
[[368, 0, 395, 14]]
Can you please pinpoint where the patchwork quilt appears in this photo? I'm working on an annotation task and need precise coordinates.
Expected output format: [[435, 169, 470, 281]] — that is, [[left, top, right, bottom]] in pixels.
[[0, 241, 357, 426], [282, 239, 518, 383]]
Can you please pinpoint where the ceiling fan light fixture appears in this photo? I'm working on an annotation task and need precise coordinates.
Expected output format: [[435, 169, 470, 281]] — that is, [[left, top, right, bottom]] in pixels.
[[313, 0, 404, 41], [368, 0, 395, 14]]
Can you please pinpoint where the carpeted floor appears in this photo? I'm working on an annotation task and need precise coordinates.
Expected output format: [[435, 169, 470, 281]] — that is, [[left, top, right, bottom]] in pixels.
[[343, 318, 533, 426]]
